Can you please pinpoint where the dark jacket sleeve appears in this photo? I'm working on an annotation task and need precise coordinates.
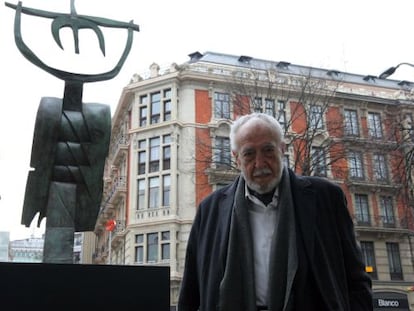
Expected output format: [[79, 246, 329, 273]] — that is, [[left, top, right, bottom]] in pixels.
[[178, 210, 201, 311], [334, 184, 373, 310], [178, 183, 235, 311], [303, 177, 373, 310]]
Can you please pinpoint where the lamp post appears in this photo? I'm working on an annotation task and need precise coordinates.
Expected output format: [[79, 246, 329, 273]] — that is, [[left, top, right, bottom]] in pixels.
[[379, 62, 414, 79], [105, 219, 116, 264], [379, 62, 414, 275]]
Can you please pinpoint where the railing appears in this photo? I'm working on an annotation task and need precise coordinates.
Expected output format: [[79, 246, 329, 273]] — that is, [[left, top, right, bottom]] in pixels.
[[109, 134, 129, 162], [104, 176, 127, 204], [353, 214, 406, 230], [113, 219, 126, 233], [136, 206, 170, 220]]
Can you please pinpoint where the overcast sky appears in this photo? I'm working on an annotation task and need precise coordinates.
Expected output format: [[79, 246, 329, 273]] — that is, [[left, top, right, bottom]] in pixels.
[[1, 0, 414, 240]]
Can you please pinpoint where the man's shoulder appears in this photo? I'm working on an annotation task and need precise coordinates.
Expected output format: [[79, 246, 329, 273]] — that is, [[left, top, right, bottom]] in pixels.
[[289, 170, 342, 191], [200, 180, 236, 205]]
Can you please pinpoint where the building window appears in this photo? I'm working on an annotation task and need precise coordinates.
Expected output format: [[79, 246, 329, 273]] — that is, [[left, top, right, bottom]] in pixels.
[[138, 150, 146, 175], [139, 139, 146, 149], [354, 194, 370, 225], [380, 196, 395, 227], [163, 89, 171, 121], [162, 175, 170, 207], [149, 137, 160, 173], [137, 139, 147, 175], [138, 88, 172, 126], [265, 99, 275, 116], [373, 153, 388, 181], [252, 97, 276, 117], [134, 232, 170, 264], [277, 100, 287, 130], [214, 136, 231, 168], [344, 109, 359, 136], [367, 112, 383, 139], [311, 146, 327, 177], [360, 241, 377, 279], [348, 151, 364, 179], [309, 105, 323, 129], [138, 135, 171, 176], [136, 135, 172, 211], [386, 242, 403, 280], [139, 106, 147, 127], [253, 97, 262, 113], [137, 179, 145, 210], [149, 177, 160, 209], [163, 134, 171, 170], [214, 92, 230, 119], [147, 232, 158, 262], [139, 95, 148, 127], [134, 234, 144, 263], [150, 92, 161, 124], [161, 231, 170, 260]]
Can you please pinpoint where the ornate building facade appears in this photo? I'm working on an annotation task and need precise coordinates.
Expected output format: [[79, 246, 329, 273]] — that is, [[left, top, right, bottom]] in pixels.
[[88, 51, 414, 309]]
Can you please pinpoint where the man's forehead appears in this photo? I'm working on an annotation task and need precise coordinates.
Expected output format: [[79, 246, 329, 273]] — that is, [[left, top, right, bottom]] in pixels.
[[240, 141, 277, 151]]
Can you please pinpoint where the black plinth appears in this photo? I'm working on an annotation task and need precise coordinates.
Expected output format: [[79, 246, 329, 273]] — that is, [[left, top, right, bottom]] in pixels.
[[0, 262, 170, 310]]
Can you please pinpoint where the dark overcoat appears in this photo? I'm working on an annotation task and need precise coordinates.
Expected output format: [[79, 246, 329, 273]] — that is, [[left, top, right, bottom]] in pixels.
[[178, 169, 373, 311]]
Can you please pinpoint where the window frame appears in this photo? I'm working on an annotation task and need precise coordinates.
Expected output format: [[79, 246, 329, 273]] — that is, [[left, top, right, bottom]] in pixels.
[[354, 194, 370, 225], [344, 109, 359, 136], [214, 92, 230, 119], [367, 112, 383, 139], [348, 151, 364, 179]]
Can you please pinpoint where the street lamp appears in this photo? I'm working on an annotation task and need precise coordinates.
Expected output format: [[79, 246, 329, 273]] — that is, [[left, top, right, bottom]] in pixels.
[[379, 62, 414, 79]]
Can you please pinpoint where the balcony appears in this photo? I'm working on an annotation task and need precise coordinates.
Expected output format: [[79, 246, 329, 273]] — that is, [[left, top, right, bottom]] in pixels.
[[205, 167, 239, 185], [104, 176, 127, 205], [346, 179, 401, 193], [135, 206, 171, 221], [353, 214, 412, 238], [110, 134, 129, 165], [342, 135, 397, 150], [110, 219, 127, 247]]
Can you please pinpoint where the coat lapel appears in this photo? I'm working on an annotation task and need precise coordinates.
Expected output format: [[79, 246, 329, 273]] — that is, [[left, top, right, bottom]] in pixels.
[[288, 170, 317, 262], [216, 179, 238, 281]]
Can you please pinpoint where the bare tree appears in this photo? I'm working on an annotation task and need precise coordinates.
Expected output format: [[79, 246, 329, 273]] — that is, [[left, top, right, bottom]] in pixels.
[[388, 106, 414, 210], [226, 65, 347, 177]]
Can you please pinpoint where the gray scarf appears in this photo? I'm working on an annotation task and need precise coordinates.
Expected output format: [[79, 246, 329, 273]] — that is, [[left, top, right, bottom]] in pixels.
[[219, 167, 298, 311]]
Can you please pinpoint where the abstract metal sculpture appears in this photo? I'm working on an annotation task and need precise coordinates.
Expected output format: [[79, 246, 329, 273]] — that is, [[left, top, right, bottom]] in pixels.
[[5, 0, 139, 263]]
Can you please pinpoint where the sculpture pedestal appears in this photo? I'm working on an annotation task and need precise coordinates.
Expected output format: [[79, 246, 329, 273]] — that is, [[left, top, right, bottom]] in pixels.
[[0, 262, 170, 309]]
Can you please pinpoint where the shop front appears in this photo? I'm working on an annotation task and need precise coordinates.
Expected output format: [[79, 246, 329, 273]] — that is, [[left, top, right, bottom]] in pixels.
[[373, 291, 410, 311]]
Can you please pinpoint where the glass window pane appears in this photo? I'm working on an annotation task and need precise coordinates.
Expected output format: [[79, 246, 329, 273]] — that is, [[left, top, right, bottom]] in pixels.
[[214, 92, 230, 119], [135, 234, 144, 244], [149, 137, 160, 172], [135, 246, 143, 263], [355, 194, 370, 224], [149, 177, 159, 209], [161, 243, 170, 260], [147, 233, 158, 262], [163, 175, 170, 206], [137, 179, 145, 210]]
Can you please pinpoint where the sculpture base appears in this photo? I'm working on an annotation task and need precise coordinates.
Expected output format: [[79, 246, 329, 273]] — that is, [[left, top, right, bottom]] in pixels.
[[0, 262, 170, 309]]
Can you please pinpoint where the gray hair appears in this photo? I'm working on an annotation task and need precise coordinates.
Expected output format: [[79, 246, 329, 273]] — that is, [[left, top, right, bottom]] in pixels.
[[230, 113, 284, 152]]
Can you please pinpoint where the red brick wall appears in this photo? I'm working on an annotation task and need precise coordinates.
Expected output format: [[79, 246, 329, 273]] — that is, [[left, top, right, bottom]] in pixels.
[[195, 90, 212, 206]]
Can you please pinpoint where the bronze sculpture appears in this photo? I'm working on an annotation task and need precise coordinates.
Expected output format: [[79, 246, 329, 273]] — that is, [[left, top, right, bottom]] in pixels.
[[5, 0, 139, 263]]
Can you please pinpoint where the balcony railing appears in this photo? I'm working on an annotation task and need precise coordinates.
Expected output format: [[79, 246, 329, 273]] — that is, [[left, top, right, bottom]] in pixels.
[[136, 206, 170, 220], [104, 176, 127, 205], [353, 214, 410, 231], [110, 134, 129, 163]]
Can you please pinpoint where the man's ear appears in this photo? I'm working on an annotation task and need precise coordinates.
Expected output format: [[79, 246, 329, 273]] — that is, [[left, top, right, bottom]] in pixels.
[[232, 151, 240, 167]]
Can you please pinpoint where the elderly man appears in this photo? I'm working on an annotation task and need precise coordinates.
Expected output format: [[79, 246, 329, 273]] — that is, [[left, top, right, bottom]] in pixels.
[[178, 112, 372, 311]]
